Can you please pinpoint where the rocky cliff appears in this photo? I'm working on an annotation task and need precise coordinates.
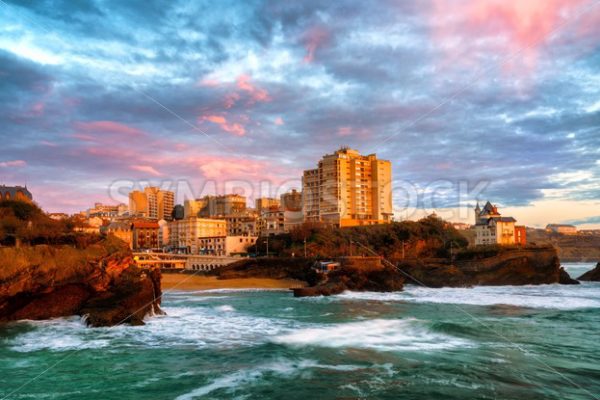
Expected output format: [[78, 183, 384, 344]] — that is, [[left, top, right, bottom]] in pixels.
[[211, 257, 320, 284], [0, 236, 162, 327], [292, 261, 405, 297], [578, 262, 600, 281], [397, 246, 571, 287]]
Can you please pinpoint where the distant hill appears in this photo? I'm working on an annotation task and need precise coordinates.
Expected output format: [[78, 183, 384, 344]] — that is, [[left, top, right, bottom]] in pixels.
[[527, 229, 600, 262]]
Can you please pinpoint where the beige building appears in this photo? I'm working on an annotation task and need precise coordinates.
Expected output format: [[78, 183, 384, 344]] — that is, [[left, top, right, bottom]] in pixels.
[[302, 147, 393, 227], [223, 212, 260, 236], [260, 208, 285, 236], [169, 217, 227, 254], [225, 236, 257, 255], [184, 194, 247, 218], [87, 202, 127, 218], [184, 197, 257, 237], [200, 194, 246, 217], [255, 197, 280, 212], [105, 221, 133, 249], [129, 187, 174, 221]]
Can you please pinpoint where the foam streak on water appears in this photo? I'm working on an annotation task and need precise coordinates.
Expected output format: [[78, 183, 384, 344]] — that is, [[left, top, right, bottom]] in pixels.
[[273, 318, 470, 351], [336, 284, 600, 309]]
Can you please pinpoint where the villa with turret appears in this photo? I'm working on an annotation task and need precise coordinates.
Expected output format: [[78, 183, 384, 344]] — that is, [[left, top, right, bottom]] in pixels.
[[474, 201, 526, 246]]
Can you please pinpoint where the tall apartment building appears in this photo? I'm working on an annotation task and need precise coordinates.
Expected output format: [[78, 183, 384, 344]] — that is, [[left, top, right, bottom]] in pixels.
[[302, 147, 393, 227], [129, 187, 174, 221]]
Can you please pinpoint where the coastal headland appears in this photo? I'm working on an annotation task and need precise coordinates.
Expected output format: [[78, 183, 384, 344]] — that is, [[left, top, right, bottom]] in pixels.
[[0, 236, 162, 327]]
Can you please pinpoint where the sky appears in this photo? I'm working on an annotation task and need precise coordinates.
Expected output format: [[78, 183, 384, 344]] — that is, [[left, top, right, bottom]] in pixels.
[[1, 0, 599, 228]]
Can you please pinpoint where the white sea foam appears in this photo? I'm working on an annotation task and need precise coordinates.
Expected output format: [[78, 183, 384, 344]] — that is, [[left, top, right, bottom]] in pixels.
[[9, 317, 111, 352], [123, 305, 291, 349], [336, 284, 600, 310], [214, 305, 235, 312], [273, 318, 470, 351], [175, 359, 368, 400]]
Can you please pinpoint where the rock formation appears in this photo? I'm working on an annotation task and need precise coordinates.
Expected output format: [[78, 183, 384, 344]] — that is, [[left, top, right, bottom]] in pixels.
[[0, 236, 162, 327], [558, 267, 580, 285], [398, 246, 570, 287], [577, 262, 600, 281], [292, 257, 404, 297]]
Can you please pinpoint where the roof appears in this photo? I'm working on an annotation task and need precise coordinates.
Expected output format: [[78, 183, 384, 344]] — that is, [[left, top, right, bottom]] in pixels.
[[480, 201, 497, 215], [131, 220, 159, 229], [493, 217, 516, 223], [107, 221, 130, 230], [0, 185, 32, 200], [477, 216, 516, 226]]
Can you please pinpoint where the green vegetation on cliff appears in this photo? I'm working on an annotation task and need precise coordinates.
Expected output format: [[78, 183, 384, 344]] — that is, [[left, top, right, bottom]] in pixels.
[[252, 215, 469, 259], [0, 200, 97, 247]]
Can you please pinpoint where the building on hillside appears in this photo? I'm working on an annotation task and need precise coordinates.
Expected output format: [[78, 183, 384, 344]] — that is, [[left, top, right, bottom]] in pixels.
[[105, 221, 133, 249], [545, 224, 577, 235], [280, 189, 303, 232], [451, 222, 472, 231], [225, 236, 257, 255], [168, 217, 227, 254], [302, 147, 393, 227], [197, 235, 257, 256], [183, 194, 247, 218], [158, 219, 169, 248], [131, 220, 159, 250], [474, 201, 526, 246], [129, 187, 174, 221], [223, 212, 259, 236], [87, 203, 127, 218], [255, 197, 280, 212], [48, 212, 69, 220], [260, 207, 285, 236], [0, 185, 33, 202], [515, 225, 527, 245]]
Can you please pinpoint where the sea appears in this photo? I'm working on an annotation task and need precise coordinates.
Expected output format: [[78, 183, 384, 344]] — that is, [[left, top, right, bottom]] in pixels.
[[1, 263, 599, 400]]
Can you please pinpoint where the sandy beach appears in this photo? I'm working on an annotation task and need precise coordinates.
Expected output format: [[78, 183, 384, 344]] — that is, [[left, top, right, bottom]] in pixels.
[[161, 273, 306, 291]]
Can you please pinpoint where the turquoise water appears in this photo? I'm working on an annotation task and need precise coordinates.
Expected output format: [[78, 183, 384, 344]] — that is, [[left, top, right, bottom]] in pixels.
[[1, 263, 599, 400]]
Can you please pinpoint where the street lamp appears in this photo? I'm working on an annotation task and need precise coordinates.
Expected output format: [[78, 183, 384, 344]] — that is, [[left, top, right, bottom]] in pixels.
[[264, 237, 269, 257]]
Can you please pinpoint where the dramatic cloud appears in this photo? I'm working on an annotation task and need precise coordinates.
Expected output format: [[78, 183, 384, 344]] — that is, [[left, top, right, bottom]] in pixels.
[[0, 0, 599, 226]]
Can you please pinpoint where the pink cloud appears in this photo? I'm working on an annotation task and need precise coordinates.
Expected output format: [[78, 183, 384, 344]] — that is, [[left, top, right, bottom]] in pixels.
[[0, 160, 27, 168], [236, 74, 271, 103], [430, 0, 595, 81], [201, 114, 246, 136], [274, 117, 284, 126], [130, 165, 163, 176], [224, 92, 241, 109], [203, 115, 227, 124]]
